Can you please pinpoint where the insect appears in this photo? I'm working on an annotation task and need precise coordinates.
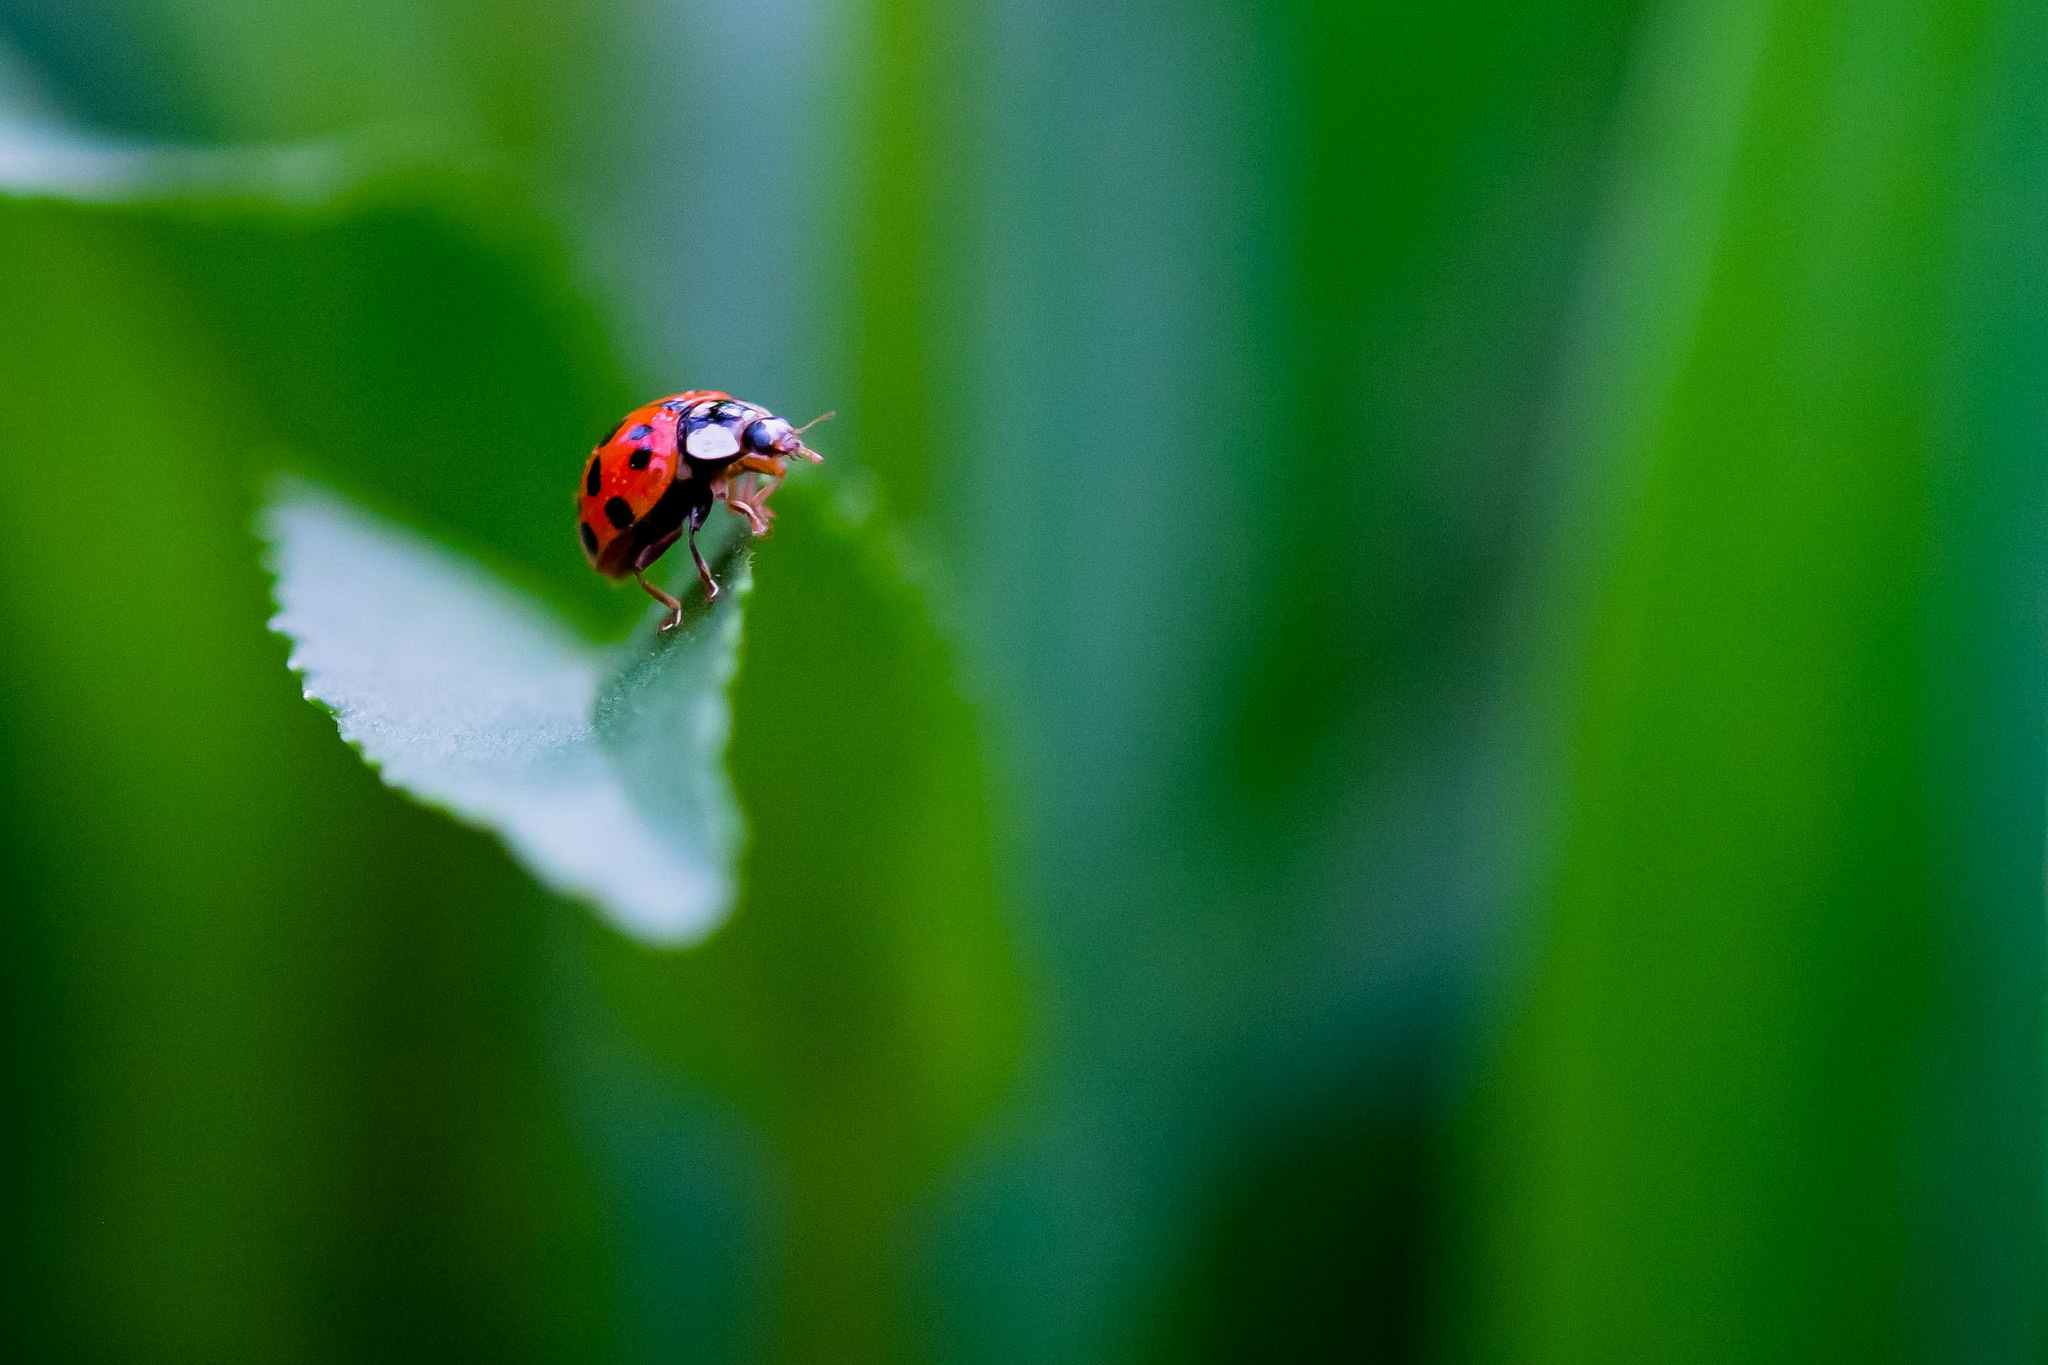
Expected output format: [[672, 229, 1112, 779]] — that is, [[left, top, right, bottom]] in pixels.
[[577, 391, 828, 630]]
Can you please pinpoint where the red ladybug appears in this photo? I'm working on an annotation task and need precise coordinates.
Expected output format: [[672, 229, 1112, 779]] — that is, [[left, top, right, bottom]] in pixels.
[[577, 391, 828, 629]]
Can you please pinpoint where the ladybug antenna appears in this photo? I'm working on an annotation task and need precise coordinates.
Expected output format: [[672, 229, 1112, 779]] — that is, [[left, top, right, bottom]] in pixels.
[[792, 409, 834, 462]]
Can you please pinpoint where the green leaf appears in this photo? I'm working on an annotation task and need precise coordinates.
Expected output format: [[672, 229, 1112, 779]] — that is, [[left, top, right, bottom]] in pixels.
[[260, 475, 747, 946]]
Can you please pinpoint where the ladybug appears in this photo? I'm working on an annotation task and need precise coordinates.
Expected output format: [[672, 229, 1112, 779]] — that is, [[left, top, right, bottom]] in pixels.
[[577, 391, 828, 630]]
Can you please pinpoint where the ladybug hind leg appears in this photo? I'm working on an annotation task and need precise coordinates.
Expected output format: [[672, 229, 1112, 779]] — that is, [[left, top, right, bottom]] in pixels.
[[685, 507, 720, 603], [634, 571, 686, 633]]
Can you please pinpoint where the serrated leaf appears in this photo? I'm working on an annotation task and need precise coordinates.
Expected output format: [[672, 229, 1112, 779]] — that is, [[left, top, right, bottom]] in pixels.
[[259, 475, 746, 945]]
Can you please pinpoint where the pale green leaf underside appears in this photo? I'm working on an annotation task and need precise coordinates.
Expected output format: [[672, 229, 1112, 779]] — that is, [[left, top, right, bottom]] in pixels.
[[260, 477, 747, 946]]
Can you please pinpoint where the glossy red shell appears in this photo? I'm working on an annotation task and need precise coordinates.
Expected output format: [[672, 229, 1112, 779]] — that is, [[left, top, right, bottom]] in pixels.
[[576, 390, 726, 578]]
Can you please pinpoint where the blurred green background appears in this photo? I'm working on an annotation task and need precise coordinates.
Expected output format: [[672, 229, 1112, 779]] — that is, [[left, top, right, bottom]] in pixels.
[[2, 0, 2045, 1360]]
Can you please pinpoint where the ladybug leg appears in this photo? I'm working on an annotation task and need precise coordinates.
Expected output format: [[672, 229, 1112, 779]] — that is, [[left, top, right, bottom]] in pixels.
[[633, 571, 686, 632], [724, 472, 773, 536], [686, 515, 721, 603], [739, 463, 788, 529], [733, 453, 789, 490], [749, 475, 784, 525], [735, 453, 787, 477]]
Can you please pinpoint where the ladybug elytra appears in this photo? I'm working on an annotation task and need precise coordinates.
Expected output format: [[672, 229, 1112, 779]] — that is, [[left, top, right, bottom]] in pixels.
[[577, 391, 828, 630]]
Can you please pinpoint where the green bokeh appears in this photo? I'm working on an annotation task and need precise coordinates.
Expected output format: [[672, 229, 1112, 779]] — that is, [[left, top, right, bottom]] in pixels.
[[1, 0, 2043, 1361]]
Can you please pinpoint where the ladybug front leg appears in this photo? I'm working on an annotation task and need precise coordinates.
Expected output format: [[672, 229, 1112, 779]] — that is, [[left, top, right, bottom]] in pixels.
[[735, 453, 788, 478], [728, 455, 787, 534], [722, 471, 773, 537], [747, 474, 785, 525]]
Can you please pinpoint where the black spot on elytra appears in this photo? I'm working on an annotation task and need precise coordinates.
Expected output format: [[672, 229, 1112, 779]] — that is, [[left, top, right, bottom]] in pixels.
[[605, 497, 636, 530], [628, 447, 653, 470], [579, 521, 599, 556], [628, 423, 653, 441], [585, 455, 602, 497]]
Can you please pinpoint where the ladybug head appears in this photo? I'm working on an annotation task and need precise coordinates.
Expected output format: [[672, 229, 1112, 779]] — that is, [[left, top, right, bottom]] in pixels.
[[744, 410, 832, 464]]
